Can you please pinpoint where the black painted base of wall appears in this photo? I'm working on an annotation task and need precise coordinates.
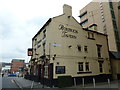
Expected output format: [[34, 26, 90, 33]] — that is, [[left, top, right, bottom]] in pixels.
[[117, 74, 120, 80], [24, 74, 112, 87]]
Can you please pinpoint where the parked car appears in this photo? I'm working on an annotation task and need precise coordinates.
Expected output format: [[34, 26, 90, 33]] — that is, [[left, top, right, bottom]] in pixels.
[[8, 74, 17, 77]]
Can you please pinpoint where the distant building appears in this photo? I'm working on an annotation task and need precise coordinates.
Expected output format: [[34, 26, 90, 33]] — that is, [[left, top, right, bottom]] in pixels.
[[79, 0, 120, 80], [79, 1, 120, 52], [28, 4, 111, 87], [11, 59, 26, 74]]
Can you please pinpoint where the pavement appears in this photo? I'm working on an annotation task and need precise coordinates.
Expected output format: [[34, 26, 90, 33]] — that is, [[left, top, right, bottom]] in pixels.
[[12, 77, 120, 89], [13, 77, 49, 89], [71, 80, 120, 89]]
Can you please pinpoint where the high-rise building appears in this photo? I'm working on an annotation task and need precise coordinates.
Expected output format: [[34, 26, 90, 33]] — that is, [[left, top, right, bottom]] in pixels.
[[79, 1, 120, 52]]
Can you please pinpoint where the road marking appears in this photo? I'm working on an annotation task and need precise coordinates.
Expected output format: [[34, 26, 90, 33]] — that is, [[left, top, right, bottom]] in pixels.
[[11, 79, 15, 83]]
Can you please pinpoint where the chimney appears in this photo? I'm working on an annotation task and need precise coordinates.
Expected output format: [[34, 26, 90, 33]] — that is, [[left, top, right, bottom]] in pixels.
[[63, 4, 72, 17]]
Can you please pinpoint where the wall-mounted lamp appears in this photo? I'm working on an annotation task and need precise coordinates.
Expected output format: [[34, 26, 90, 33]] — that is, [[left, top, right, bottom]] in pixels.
[[68, 16, 71, 18], [84, 56, 86, 59], [53, 54, 56, 60], [68, 45, 72, 48]]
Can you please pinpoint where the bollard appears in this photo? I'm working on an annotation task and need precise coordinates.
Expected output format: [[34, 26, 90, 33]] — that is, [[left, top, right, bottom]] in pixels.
[[31, 81, 34, 89], [107, 78, 110, 88], [93, 78, 96, 88], [82, 78, 85, 88], [74, 78, 76, 87]]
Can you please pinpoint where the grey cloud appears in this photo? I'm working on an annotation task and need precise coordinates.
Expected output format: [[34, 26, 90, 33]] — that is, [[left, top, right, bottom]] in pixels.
[[0, 12, 49, 63]]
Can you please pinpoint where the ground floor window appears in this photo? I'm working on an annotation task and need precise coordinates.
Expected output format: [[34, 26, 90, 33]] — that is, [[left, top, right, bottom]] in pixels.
[[56, 66, 65, 74], [44, 66, 48, 77]]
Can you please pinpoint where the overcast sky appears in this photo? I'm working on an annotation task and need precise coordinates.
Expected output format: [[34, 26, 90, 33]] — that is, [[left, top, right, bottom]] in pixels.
[[2, 0, 116, 63]]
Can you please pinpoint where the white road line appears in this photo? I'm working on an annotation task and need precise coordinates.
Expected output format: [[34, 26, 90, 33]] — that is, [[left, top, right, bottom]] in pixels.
[[11, 79, 14, 83], [12, 79, 23, 89]]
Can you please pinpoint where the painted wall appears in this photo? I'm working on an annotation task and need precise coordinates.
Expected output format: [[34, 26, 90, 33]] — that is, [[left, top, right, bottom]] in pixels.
[[31, 4, 111, 79]]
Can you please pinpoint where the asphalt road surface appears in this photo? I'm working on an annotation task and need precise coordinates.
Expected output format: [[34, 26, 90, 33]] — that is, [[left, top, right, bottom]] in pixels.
[[2, 77, 19, 89]]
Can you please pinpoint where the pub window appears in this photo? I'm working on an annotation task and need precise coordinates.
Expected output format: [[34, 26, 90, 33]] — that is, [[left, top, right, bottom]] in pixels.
[[85, 62, 89, 71], [44, 66, 48, 76], [78, 62, 83, 71], [84, 46, 88, 52], [56, 66, 65, 74]]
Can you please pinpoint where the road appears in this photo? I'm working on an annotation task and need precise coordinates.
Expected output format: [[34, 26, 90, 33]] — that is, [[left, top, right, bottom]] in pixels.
[[2, 77, 47, 89], [2, 77, 19, 89]]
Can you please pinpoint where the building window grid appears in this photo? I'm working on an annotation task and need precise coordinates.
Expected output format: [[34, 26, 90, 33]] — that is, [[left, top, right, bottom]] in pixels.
[[103, 25, 107, 34], [109, 2, 114, 10], [111, 10, 116, 20]]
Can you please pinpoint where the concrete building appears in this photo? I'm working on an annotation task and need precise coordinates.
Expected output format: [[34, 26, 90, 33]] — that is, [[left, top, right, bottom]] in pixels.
[[79, 0, 120, 80], [29, 4, 111, 87], [79, 1, 120, 52], [11, 59, 26, 74]]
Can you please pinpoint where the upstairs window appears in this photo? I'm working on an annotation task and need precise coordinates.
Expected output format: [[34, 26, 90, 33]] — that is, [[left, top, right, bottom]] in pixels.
[[84, 46, 88, 52], [43, 29, 46, 39], [97, 44, 102, 58], [77, 45, 82, 51], [88, 32, 95, 40]]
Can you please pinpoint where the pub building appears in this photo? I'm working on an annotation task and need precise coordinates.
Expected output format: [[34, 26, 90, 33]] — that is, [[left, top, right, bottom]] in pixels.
[[27, 4, 112, 87]]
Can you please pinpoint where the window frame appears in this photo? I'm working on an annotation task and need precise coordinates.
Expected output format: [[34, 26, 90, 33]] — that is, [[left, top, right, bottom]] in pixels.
[[78, 62, 84, 72], [56, 66, 65, 74]]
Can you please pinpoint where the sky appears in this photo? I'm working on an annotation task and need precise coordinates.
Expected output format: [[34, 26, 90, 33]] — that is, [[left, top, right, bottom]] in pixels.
[[1, 0, 112, 63]]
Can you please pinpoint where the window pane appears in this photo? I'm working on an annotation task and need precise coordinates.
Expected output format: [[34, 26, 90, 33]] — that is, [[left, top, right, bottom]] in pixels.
[[78, 62, 83, 71], [77, 45, 82, 51], [99, 62, 103, 73], [84, 46, 88, 52], [56, 66, 65, 74], [85, 62, 89, 71]]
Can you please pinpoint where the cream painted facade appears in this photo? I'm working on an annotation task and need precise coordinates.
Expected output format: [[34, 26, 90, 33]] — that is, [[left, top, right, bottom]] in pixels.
[[30, 4, 111, 80], [79, 1, 120, 52]]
